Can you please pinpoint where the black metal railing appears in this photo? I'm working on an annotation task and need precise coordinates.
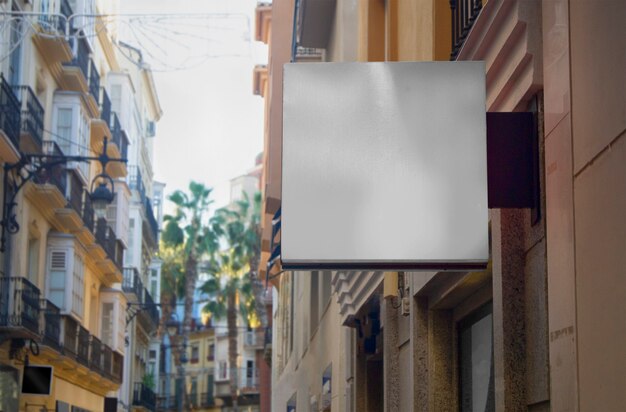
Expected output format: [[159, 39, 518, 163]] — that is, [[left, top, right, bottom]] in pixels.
[[95, 218, 119, 265], [128, 166, 146, 204], [100, 88, 112, 127], [76, 325, 90, 366], [111, 112, 122, 149], [61, 315, 78, 357], [0, 74, 21, 147], [145, 198, 159, 241], [120, 129, 129, 160], [123, 267, 144, 302], [88, 59, 100, 103], [67, 169, 84, 216], [0, 277, 40, 334], [142, 287, 159, 327], [64, 36, 90, 80], [112, 351, 124, 383], [103, 344, 113, 379], [133, 383, 157, 411], [90, 335, 103, 373], [40, 299, 61, 350], [12, 85, 44, 150], [82, 190, 95, 231], [35, 141, 68, 195], [450, 0, 482, 60]]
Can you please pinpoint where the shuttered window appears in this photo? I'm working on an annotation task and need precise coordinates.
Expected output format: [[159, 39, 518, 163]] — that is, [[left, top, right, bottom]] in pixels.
[[101, 303, 114, 347], [47, 250, 67, 310]]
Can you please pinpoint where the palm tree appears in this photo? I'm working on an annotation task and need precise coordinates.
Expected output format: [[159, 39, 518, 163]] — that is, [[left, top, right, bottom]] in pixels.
[[162, 182, 221, 410], [200, 192, 261, 411]]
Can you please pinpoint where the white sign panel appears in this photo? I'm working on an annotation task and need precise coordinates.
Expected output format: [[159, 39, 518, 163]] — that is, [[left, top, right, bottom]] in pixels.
[[282, 62, 488, 270]]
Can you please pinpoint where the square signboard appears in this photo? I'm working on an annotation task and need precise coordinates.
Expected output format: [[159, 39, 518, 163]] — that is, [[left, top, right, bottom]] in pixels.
[[282, 61, 488, 270]]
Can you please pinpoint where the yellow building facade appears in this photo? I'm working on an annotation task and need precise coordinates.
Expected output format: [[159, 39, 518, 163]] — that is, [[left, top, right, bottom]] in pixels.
[[0, 1, 162, 411]]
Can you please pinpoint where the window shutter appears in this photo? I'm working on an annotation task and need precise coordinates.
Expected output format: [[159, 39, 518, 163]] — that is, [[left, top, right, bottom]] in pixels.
[[101, 302, 114, 347], [47, 249, 68, 311]]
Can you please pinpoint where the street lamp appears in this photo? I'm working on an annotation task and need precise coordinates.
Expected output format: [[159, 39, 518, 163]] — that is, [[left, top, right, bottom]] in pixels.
[[0, 137, 125, 252]]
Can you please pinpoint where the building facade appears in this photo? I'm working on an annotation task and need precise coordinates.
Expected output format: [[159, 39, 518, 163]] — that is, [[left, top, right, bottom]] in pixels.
[[258, 0, 626, 411], [0, 1, 164, 411]]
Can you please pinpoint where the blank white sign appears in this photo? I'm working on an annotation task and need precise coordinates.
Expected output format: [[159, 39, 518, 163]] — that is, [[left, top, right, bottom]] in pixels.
[[282, 62, 488, 270]]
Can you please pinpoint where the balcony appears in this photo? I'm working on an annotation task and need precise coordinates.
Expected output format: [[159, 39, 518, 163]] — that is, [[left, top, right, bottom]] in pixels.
[[55, 169, 86, 231], [58, 315, 124, 381], [123, 267, 144, 303], [12, 85, 44, 153], [0, 75, 21, 163], [133, 382, 157, 411], [95, 218, 124, 274], [85, 59, 101, 116], [0, 277, 41, 339], [244, 329, 264, 349], [91, 88, 113, 149], [215, 368, 260, 396], [139, 287, 159, 330], [61, 36, 90, 92], [145, 197, 159, 243], [76, 325, 90, 367], [25, 141, 68, 214], [106, 113, 127, 178], [200, 391, 216, 408], [33, 0, 73, 65], [128, 166, 147, 204], [90, 335, 104, 374]]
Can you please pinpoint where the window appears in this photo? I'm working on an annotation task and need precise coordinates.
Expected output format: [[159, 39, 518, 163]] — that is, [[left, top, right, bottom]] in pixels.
[[190, 377, 198, 405], [151, 280, 157, 300], [207, 343, 215, 361], [190, 345, 199, 364], [9, 3, 22, 86], [72, 254, 85, 317], [47, 250, 67, 310], [458, 303, 494, 412], [101, 303, 114, 347], [56, 107, 73, 155], [46, 246, 86, 320], [110, 84, 122, 114]]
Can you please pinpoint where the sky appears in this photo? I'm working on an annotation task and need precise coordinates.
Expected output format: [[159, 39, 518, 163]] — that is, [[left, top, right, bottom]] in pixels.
[[119, 0, 267, 213]]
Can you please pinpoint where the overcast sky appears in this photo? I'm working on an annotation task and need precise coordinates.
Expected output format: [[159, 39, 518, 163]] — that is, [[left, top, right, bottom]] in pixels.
[[119, 0, 267, 213]]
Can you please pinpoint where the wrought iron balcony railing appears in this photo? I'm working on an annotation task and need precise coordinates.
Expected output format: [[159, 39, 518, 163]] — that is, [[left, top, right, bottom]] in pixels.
[[0, 74, 21, 147], [67, 169, 84, 216], [123, 267, 144, 302], [40, 299, 61, 350], [76, 324, 90, 366], [95, 218, 122, 268], [145, 197, 159, 241], [450, 0, 483, 60], [0, 277, 40, 335], [99, 88, 112, 128], [12, 85, 44, 151], [244, 329, 264, 348], [64, 35, 90, 80], [90, 335, 103, 373], [128, 166, 146, 204], [35, 141, 68, 194], [142, 287, 159, 327], [82, 190, 95, 231], [88, 59, 100, 104], [61, 315, 78, 357], [112, 350, 124, 383], [133, 382, 157, 411]]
